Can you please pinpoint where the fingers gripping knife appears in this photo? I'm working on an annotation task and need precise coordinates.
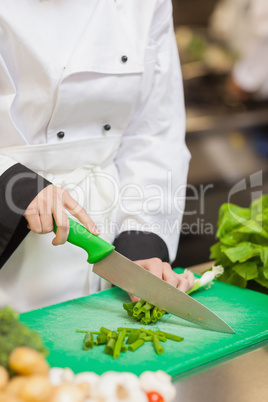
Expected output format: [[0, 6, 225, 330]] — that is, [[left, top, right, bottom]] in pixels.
[[54, 219, 235, 334]]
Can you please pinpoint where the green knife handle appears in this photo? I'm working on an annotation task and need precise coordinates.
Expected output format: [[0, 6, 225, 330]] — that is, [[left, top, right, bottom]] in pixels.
[[53, 218, 115, 264]]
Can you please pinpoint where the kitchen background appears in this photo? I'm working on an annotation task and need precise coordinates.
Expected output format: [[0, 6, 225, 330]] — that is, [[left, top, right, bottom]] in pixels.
[[172, 0, 268, 268]]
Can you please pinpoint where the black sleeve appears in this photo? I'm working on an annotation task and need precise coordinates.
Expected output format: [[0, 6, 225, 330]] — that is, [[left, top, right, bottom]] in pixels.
[[113, 231, 169, 262], [0, 163, 51, 269]]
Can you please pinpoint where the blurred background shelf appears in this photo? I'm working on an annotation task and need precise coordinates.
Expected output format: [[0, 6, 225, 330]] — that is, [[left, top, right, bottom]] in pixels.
[[171, 0, 268, 268]]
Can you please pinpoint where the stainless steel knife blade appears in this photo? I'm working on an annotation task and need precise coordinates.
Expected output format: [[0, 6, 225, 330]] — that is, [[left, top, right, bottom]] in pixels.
[[93, 250, 235, 334]]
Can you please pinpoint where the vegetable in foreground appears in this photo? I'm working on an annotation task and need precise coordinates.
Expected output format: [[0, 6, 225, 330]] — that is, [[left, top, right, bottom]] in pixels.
[[0, 306, 47, 374], [209, 195, 268, 290], [0, 306, 176, 401], [0, 347, 176, 402]]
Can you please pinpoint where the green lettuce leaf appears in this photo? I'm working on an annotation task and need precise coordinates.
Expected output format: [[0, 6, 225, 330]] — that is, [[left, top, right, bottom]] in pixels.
[[220, 232, 249, 246], [236, 219, 268, 239], [233, 262, 258, 280], [260, 247, 268, 268], [218, 267, 247, 288], [223, 242, 260, 263], [250, 195, 268, 217], [209, 242, 233, 267], [209, 194, 268, 291], [255, 266, 268, 288]]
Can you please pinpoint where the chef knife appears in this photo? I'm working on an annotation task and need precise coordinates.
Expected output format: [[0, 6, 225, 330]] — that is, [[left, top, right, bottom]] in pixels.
[[56, 219, 235, 334]]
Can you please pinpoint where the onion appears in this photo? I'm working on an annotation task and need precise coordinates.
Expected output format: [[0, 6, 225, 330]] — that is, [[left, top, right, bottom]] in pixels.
[[50, 384, 87, 402]]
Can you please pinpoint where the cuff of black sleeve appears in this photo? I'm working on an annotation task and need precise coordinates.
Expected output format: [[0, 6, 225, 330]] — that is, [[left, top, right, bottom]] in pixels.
[[0, 163, 51, 268], [113, 231, 169, 262]]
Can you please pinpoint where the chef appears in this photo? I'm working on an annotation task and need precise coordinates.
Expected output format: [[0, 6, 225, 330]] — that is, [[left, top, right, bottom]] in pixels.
[[0, 0, 194, 312], [210, 0, 268, 99]]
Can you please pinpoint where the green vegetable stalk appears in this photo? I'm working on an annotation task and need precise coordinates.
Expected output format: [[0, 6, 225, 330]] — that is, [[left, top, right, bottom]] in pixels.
[[209, 195, 268, 290], [186, 265, 224, 295], [152, 335, 164, 354], [83, 332, 94, 350], [113, 329, 126, 359], [96, 334, 107, 344], [105, 337, 116, 355], [126, 329, 140, 345], [128, 338, 145, 351]]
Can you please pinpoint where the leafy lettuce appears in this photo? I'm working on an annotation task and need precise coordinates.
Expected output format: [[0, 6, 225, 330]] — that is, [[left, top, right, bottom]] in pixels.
[[209, 195, 268, 289]]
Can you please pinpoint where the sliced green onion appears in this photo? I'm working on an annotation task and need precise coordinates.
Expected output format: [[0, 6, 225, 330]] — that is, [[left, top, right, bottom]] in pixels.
[[123, 302, 136, 311], [133, 300, 146, 313], [144, 310, 151, 323], [151, 307, 158, 320], [152, 335, 164, 354], [134, 312, 145, 321], [100, 327, 113, 337], [117, 327, 132, 332], [141, 302, 154, 312], [83, 332, 94, 350], [105, 337, 116, 355], [76, 326, 184, 358], [156, 308, 166, 319], [132, 308, 143, 317], [113, 329, 127, 359], [96, 333, 107, 344], [121, 343, 128, 352], [156, 333, 167, 342], [156, 331, 184, 342], [128, 338, 145, 351], [141, 335, 153, 342], [123, 301, 166, 324], [126, 329, 140, 345]]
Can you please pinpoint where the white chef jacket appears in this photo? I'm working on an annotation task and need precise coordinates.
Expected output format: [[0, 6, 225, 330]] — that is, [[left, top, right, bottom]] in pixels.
[[0, 0, 190, 311]]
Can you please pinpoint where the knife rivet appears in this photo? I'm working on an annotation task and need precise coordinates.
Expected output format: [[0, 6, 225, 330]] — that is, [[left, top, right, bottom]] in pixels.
[[57, 131, 65, 139]]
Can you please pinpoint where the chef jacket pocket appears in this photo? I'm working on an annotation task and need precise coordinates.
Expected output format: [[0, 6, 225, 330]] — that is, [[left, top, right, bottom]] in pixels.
[[47, 64, 145, 145]]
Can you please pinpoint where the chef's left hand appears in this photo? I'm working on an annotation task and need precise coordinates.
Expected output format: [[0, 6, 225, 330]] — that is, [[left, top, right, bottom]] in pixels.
[[129, 258, 195, 302]]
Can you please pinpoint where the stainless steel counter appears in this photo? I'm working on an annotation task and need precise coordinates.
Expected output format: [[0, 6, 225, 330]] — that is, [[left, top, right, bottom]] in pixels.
[[174, 340, 268, 402], [173, 263, 268, 402]]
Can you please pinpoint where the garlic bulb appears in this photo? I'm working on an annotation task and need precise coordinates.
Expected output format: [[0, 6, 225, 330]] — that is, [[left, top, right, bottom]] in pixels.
[[48, 368, 176, 402], [49, 368, 65, 387], [74, 372, 99, 399], [95, 372, 147, 402], [62, 368, 75, 384]]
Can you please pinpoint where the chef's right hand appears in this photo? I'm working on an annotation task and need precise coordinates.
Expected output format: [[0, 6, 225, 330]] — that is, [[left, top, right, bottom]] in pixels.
[[128, 258, 195, 302], [24, 184, 99, 245]]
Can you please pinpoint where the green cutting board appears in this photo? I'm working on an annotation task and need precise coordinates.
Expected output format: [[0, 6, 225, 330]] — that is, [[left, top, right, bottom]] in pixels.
[[20, 269, 268, 378]]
